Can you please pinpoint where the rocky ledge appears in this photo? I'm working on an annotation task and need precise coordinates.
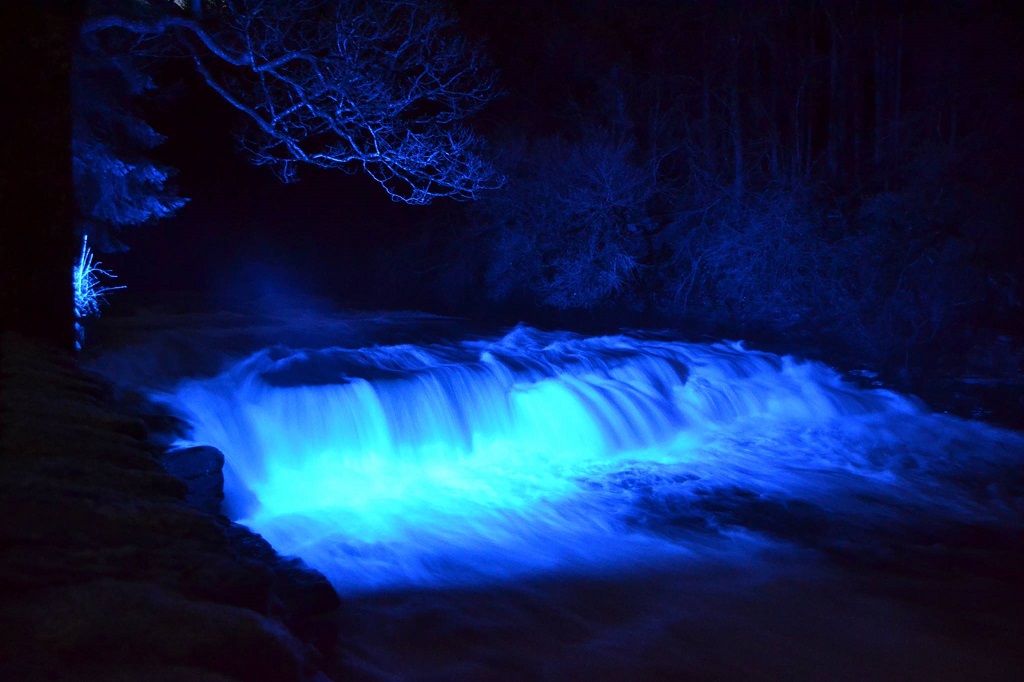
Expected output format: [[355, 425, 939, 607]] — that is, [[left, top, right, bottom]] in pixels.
[[0, 333, 341, 681]]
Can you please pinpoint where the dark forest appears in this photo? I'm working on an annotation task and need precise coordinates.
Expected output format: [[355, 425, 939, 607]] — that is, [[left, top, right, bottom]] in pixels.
[[63, 0, 1024, 376], [407, 0, 1022, 374]]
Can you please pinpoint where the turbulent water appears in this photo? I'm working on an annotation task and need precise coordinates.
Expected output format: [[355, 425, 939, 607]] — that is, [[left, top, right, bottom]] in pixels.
[[98, 310, 1022, 679], [154, 320, 1022, 592]]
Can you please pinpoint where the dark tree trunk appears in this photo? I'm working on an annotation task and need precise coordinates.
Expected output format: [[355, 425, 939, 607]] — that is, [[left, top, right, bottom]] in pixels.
[[701, 73, 713, 166], [894, 16, 903, 131], [794, 81, 805, 181], [872, 27, 883, 168], [827, 12, 840, 177], [729, 49, 743, 195], [0, 3, 77, 350]]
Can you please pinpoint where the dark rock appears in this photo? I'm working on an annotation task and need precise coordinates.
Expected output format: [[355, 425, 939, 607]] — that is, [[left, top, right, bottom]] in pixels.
[[967, 331, 1023, 378], [223, 466, 262, 519], [221, 521, 342, 624], [185, 554, 277, 614], [142, 411, 193, 449], [213, 522, 342, 655], [274, 558, 342, 622], [162, 446, 225, 515], [0, 580, 316, 682], [1, 334, 341, 680], [162, 445, 224, 481], [223, 520, 278, 558]]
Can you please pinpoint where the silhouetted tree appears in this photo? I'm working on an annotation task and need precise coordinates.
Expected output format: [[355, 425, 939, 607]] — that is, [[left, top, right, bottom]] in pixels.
[[446, 0, 1022, 369]]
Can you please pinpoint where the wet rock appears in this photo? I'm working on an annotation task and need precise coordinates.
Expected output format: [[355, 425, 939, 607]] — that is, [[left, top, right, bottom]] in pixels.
[[162, 446, 225, 515], [274, 557, 343, 621], [141, 411, 193, 449], [223, 467, 262, 519], [219, 523, 342, 648]]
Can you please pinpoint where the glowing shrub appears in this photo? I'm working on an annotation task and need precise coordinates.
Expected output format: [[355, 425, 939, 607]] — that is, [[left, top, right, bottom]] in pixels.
[[73, 236, 123, 348]]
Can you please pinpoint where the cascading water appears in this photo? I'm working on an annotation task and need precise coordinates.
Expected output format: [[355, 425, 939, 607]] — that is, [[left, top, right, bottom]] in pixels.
[[163, 323, 1023, 595]]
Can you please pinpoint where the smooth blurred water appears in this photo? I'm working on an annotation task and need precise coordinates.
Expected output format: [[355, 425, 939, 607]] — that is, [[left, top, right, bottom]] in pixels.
[[161, 322, 1024, 597]]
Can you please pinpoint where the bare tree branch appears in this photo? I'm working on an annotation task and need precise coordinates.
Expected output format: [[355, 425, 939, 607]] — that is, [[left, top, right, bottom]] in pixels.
[[83, 0, 501, 204]]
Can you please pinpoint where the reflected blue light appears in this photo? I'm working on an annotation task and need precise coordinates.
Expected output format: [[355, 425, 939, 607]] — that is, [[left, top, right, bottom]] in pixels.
[[167, 325, 1022, 593]]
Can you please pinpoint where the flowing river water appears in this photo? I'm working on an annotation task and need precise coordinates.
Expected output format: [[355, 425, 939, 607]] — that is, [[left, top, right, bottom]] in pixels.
[[93, 310, 1024, 680]]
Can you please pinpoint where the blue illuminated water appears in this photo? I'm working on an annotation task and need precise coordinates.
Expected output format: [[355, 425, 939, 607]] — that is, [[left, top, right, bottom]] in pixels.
[[161, 321, 1024, 600]]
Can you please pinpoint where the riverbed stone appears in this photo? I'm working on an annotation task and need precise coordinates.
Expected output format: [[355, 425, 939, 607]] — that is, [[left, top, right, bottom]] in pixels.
[[162, 445, 226, 514]]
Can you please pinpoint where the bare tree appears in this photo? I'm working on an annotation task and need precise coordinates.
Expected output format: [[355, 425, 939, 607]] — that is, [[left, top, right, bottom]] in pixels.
[[82, 0, 500, 204]]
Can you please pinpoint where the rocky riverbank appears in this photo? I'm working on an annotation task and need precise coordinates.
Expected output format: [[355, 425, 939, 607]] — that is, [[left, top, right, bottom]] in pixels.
[[0, 333, 341, 681]]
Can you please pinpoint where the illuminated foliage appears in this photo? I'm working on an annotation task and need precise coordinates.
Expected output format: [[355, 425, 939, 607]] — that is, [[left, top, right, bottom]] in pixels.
[[73, 40, 188, 252], [73, 236, 124, 348]]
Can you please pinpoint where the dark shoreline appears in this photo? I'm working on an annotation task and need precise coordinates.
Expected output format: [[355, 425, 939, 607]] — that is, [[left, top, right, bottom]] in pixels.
[[0, 332, 342, 681]]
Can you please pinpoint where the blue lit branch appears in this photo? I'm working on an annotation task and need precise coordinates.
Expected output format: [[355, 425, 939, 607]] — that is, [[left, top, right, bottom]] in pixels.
[[73, 236, 125, 348], [82, 0, 501, 204]]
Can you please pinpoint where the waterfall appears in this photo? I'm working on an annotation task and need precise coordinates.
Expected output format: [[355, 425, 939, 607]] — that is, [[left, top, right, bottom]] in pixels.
[[165, 324, 1020, 593]]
